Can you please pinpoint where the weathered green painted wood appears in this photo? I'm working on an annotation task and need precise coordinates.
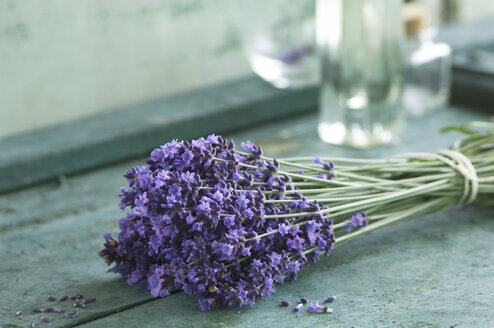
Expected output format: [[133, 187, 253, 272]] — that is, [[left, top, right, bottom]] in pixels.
[[0, 158, 143, 233], [0, 202, 154, 328], [78, 206, 494, 328], [1, 106, 492, 328], [0, 76, 317, 194]]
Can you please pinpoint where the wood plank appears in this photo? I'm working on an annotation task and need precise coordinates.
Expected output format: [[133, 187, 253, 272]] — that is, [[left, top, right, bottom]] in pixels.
[[76, 206, 494, 328], [0, 202, 154, 328], [1, 107, 492, 327], [3, 203, 494, 328], [0, 77, 317, 194], [0, 158, 143, 233]]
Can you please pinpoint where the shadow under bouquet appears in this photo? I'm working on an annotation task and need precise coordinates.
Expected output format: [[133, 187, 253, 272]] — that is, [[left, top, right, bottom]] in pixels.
[[99, 121, 494, 311]]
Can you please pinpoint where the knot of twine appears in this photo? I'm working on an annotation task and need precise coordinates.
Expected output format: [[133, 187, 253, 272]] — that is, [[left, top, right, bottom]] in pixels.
[[394, 149, 479, 205]]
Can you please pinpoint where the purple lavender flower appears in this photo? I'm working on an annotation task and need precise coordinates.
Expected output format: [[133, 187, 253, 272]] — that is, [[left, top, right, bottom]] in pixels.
[[287, 236, 306, 253], [66, 309, 78, 318], [73, 298, 81, 307], [71, 293, 84, 300], [307, 300, 330, 313], [241, 140, 262, 158], [278, 44, 312, 64], [41, 316, 50, 322], [345, 212, 369, 232], [100, 136, 335, 311], [197, 297, 215, 312]]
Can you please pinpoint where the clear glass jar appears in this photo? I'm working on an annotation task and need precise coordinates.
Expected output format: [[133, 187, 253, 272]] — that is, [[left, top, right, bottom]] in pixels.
[[317, 0, 405, 148], [403, 27, 452, 116], [244, 3, 319, 89]]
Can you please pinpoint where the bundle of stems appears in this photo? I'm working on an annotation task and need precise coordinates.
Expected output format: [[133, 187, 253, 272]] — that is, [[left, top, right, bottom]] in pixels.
[[265, 121, 494, 250], [101, 120, 494, 310]]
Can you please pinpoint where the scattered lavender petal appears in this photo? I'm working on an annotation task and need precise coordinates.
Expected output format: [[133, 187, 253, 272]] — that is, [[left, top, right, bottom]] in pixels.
[[48, 296, 56, 301], [66, 309, 78, 318], [71, 293, 84, 300], [32, 308, 43, 313], [280, 300, 290, 307], [15, 310, 22, 316], [58, 295, 68, 301], [293, 303, 303, 312], [299, 298, 308, 304], [324, 296, 336, 303], [307, 300, 330, 313], [54, 308, 66, 313], [41, 316, 50, 322], [45, 307, 54, 313], [307, 301, 318, 313]]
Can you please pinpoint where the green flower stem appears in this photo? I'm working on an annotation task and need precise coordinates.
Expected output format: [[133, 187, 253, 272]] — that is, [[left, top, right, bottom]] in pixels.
[[263, 179, 450, 220], [302, 198, 447, 257]]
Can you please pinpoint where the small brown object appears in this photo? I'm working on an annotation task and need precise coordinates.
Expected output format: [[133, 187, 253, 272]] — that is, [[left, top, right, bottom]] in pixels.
[[402, 3, 428, 38]]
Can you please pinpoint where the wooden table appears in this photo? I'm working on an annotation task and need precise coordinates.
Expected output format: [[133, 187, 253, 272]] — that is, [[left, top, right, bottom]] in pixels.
[[2, 21, 494, 328]]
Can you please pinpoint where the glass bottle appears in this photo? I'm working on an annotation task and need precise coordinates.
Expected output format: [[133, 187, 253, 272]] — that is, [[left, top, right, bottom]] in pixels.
[[402, 1, 452, 116], [404, 29, 451, 116], [244, 2, 319, 89], [317, 0, 404, 148]]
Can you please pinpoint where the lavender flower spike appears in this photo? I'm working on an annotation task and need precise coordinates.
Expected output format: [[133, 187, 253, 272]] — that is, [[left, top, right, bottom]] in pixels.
[[99, 123, 494, 311], [100, 136, 335, 311]]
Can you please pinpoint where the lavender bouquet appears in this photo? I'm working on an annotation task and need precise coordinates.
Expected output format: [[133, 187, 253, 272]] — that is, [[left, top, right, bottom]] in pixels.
[[100, 121, 494, 311]]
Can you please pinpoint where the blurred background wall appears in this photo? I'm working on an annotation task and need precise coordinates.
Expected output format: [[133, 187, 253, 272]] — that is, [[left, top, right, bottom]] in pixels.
[[1, 0, 493, 140]]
